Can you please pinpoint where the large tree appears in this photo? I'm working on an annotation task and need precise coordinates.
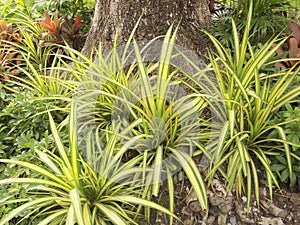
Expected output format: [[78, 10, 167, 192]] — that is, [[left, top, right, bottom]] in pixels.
[[81, 0, 212, 56]]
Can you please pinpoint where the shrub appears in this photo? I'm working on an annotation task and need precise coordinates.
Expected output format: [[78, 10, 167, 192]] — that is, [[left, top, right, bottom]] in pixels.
[[204, 2, 300, 208], [0, 86, 67, 159], [0, 102, 177, 224], [209, 0, 292, 47], [56, 23, 210, 223], [32, 0, 94, 32], [0, 85, 68, 224], [38, 10, 86, 51]]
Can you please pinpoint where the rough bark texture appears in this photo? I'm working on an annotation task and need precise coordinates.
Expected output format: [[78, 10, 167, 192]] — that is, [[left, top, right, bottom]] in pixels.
[[81, 0, 212, 57]]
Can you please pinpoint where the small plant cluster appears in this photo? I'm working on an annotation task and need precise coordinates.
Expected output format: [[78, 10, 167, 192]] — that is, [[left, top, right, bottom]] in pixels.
[[269, 103, 300, 188], [38, 10, 86, 50], [0, 1, 299, 225], [33, 0, 94, 32]]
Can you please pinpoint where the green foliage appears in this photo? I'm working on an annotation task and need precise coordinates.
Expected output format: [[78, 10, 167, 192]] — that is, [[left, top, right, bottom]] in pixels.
[[283, 104, 300, 149], [204, 2, 300, 208], [210, 0, 292, 47], [284, 0, 300, 17], [0, 11, 58, 78], [270, 154, 300, 188], [0, 86, 66, 158], [1, 0, 94, 32], [32, 0, 94, 32], [0, 102, 177, 224], [53, 24, 209, 224], [0, 0, 19, 19], [269, 103, 300, 188], [1, 1, 91, 55], [0, 86, 68, 224], [38, 10, 86, 50]]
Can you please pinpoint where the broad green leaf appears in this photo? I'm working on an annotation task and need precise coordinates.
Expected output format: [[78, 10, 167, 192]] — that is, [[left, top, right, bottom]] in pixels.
[[270, 164, 286, 171]]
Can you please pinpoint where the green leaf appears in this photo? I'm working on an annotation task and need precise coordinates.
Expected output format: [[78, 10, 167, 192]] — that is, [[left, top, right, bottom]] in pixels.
[[156, 25, 177, 116], [170, 149, 207, 209], [275, 155, 287, 166], [94, 203, 127, 225], [281, 168, 289, 182], [111, 195, 179, 221], [152, 145, 163, 196], [70, 188, 85, 225], [166, 167, 174, 225], [35, 150, 62, 175], [133, 41, 155, 116], [0, 160, 71, 191], [38, 209, 68, 225], [69, 101, 80, 182], [270, 164, 286, 172], [48, 112, 72, 173]]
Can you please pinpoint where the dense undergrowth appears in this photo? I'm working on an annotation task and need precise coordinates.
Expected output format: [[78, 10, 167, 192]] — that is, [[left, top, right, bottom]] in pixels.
[[0, 0, 299, 224]]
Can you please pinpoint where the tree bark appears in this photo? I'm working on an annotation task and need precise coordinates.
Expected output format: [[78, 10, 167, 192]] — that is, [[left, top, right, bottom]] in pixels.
[[81, 0, 212, 57]]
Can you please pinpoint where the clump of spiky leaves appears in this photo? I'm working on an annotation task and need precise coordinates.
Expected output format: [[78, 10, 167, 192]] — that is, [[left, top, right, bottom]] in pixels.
[[110, 26, 209, 223], [204, 2, 300, 208], [31, 0, 94, 32], [4, 12, 56, 69], [63, 24, 209, 224], [0, 101, 177, 224]]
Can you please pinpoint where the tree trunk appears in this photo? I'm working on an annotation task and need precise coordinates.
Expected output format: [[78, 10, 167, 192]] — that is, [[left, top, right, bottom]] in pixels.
[[81, 0, 212, 57]]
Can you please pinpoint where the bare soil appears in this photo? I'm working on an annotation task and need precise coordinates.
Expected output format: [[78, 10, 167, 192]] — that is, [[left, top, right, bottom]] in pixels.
[[148, 172, 300, 225]]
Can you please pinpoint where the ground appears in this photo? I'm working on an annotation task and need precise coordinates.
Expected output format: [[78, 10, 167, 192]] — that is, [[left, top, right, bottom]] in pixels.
[[148, 171, 300, 225]]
